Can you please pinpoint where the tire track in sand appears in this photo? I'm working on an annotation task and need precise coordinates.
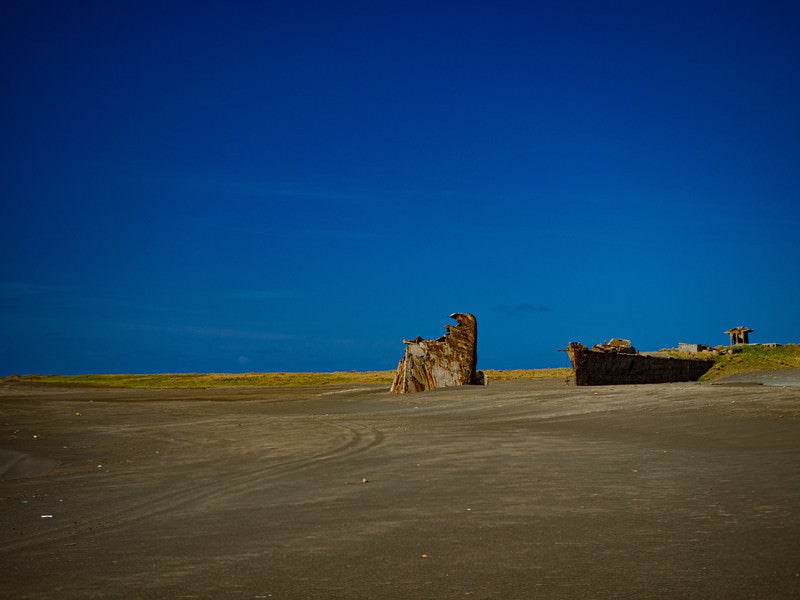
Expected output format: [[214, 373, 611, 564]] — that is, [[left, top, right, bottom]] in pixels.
[[1, 419, 384, 553]]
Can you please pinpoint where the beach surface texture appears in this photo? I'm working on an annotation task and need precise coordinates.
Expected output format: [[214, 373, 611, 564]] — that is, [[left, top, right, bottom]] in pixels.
[[2, 377, 799, 599]]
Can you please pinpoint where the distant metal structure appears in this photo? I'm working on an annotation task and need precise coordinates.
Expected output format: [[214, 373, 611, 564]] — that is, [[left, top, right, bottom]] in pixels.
[[725, 326, 753, 346]]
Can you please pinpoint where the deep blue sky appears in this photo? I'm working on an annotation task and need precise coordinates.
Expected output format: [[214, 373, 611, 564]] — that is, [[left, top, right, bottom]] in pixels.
[[2, 1, 799, 374]]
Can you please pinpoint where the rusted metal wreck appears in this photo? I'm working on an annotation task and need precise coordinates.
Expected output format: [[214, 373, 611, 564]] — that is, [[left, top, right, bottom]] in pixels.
[[567, 340, 713, 386], [390, 313, 486, 393]]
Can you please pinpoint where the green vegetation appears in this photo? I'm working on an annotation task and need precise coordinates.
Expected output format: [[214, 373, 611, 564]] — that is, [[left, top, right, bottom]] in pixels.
[[663, 344, 800, 381], [1, 368, 571, 389]]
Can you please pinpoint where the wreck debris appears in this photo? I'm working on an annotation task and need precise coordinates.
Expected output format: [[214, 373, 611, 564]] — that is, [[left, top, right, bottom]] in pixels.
[[591, 338, 637, 354], [567, 341, 713, 386], [390, 313, 486, 393]]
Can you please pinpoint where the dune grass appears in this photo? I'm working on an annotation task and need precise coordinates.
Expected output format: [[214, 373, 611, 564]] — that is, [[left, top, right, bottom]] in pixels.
[[1, 371, 396, 389], [661, 343, 800, 381], [1, 368, 571, 389], [699, 343, 800, 381], [4, 346, 797, 388], [483, 368, 572, 381]]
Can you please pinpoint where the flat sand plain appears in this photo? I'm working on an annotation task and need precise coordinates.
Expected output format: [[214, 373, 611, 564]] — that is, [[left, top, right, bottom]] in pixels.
[[2, 378, 799, 599]]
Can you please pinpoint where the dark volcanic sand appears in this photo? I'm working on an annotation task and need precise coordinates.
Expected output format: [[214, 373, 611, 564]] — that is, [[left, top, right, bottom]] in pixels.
[[1, 379, 799, 599]]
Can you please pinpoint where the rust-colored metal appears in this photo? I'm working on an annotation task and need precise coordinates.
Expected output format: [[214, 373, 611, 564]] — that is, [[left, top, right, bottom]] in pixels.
[[390, 313, 485, 393], [567, 341, 713, 386]]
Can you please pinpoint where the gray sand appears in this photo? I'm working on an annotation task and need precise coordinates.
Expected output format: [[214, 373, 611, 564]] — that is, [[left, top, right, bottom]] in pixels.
[[1, 379, 799, 599]]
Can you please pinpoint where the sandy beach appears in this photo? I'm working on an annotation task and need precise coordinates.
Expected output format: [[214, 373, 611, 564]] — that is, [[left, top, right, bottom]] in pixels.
[[2, 378, 799, 599]]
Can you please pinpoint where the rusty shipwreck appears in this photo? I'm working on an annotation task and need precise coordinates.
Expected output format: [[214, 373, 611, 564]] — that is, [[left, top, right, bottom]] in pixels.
[[390, 312, 486, 393], [567, 339, 713, 386]]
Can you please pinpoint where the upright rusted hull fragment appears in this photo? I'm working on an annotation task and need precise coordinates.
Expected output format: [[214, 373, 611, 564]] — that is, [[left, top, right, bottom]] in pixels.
[[390, 313, 486, 393]]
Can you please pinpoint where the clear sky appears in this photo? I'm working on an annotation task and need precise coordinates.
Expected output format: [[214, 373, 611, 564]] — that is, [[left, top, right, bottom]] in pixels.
[[2, 1, 799, 375]]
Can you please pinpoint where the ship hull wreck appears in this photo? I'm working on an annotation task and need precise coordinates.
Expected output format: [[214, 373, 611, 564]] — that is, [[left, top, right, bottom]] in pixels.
[[390, 313, 485, 393], [567, 342, 713, 386]]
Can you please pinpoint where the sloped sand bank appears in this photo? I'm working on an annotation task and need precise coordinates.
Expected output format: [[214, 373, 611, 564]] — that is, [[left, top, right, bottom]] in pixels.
[[2, 380, 799, 599], [714, 367, 800, 387]]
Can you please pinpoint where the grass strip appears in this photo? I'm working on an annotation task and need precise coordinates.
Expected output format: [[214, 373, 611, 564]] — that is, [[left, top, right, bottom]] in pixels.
[[1, 369, 571, 389], [4, 345, 797, 388]]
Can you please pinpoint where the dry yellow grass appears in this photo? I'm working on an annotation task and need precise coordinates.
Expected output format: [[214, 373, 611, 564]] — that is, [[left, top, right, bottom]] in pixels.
[[2, 368, 570, 389], [483, 368, 572, 381]]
